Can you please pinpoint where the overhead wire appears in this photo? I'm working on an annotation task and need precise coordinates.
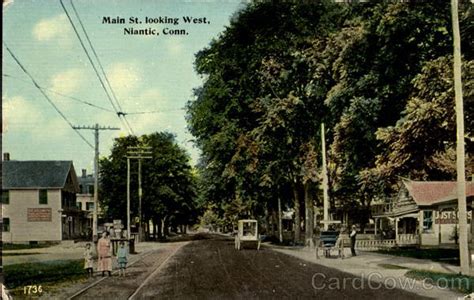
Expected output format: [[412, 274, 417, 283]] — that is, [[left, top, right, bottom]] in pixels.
[[3, 73, 115, 113], [124, 108, 185, 115], [3, 42, 94, 149], [69, 0, 136, 135], [59, 0, 134, 135], [5, 72, 182, 116], [69, 0, 124, 114]]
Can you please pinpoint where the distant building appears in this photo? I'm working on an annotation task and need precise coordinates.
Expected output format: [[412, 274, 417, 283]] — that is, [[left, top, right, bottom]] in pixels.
[[1, 156, 88, 243], [77, 169, 96, 213], [76, 169, 104, 235]]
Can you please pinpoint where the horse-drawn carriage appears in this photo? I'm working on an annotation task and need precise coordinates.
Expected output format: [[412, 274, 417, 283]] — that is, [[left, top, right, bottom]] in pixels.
[[234, 219, 261, 250]]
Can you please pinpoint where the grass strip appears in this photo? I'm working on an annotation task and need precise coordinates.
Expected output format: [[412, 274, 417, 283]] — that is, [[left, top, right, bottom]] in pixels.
[[376, 248, 459, 265], [405, 269, 474, 294], [4, 259, 87, 289]]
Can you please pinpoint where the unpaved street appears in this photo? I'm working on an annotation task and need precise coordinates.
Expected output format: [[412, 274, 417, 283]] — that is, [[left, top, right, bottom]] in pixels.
[[133, 235, 427, 299]]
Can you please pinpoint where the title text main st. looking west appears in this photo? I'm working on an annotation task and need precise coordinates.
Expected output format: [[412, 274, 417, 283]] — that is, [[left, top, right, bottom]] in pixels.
[[102, 16, 210, 25]]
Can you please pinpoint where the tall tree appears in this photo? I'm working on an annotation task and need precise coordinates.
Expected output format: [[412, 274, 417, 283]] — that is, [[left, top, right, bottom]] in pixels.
[[99, 132, 197, 239]]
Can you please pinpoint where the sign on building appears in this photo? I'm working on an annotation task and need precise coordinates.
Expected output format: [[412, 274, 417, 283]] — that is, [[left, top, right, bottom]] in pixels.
[[27, 208, 52, 222], [435, 210, 472, 224]]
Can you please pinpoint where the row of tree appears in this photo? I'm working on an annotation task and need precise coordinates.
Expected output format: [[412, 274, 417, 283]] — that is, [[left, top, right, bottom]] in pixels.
[[186, 1, 473, 243], [99, 132, 198, 239]]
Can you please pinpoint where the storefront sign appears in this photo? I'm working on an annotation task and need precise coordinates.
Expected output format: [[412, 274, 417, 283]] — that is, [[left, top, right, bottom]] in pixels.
[[435, 210, 472, 224], [27, 208, 52, 222]]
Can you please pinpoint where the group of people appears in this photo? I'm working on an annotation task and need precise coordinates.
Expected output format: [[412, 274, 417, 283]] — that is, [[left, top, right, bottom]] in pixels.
[[84, 231, 129, 277]]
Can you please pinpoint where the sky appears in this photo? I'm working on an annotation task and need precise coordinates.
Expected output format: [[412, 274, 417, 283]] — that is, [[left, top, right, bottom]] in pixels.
[[2, 0, 246, 173]]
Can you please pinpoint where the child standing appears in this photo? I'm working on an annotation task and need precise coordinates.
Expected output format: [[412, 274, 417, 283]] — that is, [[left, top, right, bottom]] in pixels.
[[84, 243, 94, 277], [117, 241, 128, 277]]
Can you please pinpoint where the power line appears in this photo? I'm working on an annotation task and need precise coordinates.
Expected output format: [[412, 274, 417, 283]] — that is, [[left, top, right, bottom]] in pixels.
[[3, 42, 94, 149], [68, 0, 136, 135], [3, 73, 115, 113], [59, 0, 134, 135], [124, 108, 185, 115], [70, 0, 125, 114], [6, 70, 184, 116]]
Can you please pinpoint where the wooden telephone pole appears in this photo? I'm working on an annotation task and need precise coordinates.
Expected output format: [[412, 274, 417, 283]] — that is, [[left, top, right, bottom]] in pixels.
[[451, 0, 469, 275], [73, 124, 120, 242], [126, 146, 152, 242]]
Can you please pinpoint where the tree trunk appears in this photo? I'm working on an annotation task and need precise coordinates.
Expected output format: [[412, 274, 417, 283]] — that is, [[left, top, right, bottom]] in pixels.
[[293, 184, 301, 245], [304, 182, 314, 248], [163, 217, 169, 237], [157, 217, 162, 240], [265, 204, 270, 236], [271, 209, 277, 237]]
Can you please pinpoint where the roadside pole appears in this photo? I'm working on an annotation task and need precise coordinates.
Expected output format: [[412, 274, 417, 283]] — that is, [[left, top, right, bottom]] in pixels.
[[73, 124, 119, 242], [278, 195, 283, 243], [127, 157, 131, 240], [451, 0, 469, 275], [321, 123, 330, 231], [127, 147, 152, 242]]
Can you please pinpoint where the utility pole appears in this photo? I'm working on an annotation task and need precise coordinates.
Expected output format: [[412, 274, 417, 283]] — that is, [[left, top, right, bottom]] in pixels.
[[127, 157, 131, 240], [451, 0, 469, 275], [73, 124, 119, 242], [321, 123, 330, 231], [126, 146, 152, 242], [278, 195, 283, 243]]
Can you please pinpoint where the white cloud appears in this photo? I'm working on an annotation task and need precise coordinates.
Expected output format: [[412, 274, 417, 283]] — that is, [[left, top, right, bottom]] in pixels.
[[2, 95, 44, 133], [107, 62, 142, 98], [3, 0, 14, 11], [49, 69, 85, 95], [127, 113, 160, 135], [33, 14, 72, 46]]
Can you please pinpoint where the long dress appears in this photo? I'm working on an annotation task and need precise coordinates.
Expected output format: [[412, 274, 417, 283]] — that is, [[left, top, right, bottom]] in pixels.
[[97, 237, 112, 272], [84, 248, 94, 269]]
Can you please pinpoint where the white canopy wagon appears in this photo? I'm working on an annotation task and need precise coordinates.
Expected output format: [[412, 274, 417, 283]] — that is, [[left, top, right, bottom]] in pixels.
[[234, 219, 261, 250]]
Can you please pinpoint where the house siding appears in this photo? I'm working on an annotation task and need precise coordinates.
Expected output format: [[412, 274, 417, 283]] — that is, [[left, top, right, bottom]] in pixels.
[[2, 189, 62, 243]]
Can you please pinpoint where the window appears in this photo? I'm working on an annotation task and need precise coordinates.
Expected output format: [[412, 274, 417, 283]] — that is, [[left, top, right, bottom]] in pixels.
[[3, 218, 10, 232], [39, 190, 48, 205], [86, 202, 95, 211], [88, 185, 94, 195], [423, 211, 433, 231], [77, 202, 82, 210], [2, 190, 9, 204]]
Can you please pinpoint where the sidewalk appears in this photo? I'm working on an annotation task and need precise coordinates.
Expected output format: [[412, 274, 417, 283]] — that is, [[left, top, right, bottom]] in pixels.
[[267, 244, 466, 299]]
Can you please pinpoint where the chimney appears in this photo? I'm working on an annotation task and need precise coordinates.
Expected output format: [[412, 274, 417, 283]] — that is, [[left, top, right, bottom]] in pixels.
[[3, 153, 10, 161], [82, 169, 87, 178]]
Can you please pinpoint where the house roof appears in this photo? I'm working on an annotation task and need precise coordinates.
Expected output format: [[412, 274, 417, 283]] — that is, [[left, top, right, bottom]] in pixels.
[[403, 180, 474, 206], [2, 160, 78, 190]]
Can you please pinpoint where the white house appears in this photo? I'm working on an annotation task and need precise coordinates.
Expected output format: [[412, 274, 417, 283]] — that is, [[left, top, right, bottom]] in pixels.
[[2, 158, 87, 243]]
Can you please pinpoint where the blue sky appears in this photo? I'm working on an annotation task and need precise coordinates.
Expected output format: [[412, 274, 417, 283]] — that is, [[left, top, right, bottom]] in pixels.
[[3, 0, 245, 172]]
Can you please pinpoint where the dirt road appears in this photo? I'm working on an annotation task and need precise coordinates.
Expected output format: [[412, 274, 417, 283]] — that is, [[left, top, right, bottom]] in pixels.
[[133, 235, 427, 299]]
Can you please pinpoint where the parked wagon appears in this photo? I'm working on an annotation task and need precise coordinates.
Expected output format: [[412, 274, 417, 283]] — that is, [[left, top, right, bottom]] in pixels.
[[234, 219, 261, 250]]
